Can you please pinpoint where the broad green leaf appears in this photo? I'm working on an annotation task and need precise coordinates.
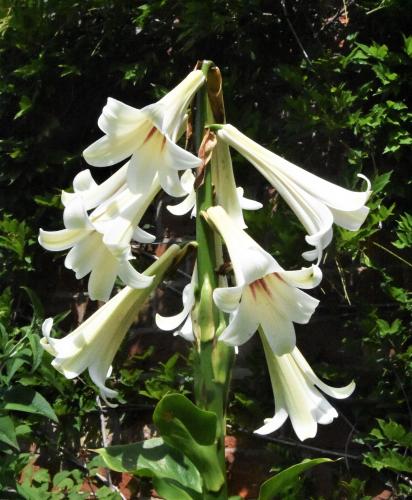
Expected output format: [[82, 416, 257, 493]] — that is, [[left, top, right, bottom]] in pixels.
[[0, 386, 58, 422], [153, 477, 203, 500], [259, 458, 333, 500], [0, 415, 19, 450], [95, 437, 202, 493], [153, 393, 224, 492]]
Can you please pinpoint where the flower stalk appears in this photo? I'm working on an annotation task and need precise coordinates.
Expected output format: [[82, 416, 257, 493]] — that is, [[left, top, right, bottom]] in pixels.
[[193, 61, 234, 499]]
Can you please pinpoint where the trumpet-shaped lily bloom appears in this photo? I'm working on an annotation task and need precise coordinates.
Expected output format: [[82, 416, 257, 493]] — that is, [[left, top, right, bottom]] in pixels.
[[83, 70, 205, 196], [155, 264, 197, 342], [212, 136, 262, 228], [61, 163, 128, 211], [217, 124, 371, 261], [167, 167, 262, 223], [255, 333, 355, 441], [39, 175, 162, 301], [206, 206, 321, 356], [40, 244, 181, 404]]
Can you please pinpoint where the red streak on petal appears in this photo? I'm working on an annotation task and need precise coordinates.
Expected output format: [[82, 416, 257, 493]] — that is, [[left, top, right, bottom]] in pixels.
[[249, 277, 273, 299], [144, 126, 157, 144], [260, 278, 272, 297], [249, 282, 257, 300], [272, 272, 286, 283], [161, 135, 167, 151]]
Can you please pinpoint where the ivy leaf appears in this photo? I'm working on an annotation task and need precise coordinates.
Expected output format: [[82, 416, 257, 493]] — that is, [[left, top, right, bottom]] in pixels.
[[153, 393, 224, 492], [95, 437, 202, 493], [259, 458, 333, 500]]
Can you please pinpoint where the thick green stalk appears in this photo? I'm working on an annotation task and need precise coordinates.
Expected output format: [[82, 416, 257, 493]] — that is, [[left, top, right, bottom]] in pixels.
[[193, 61, 234, 500]]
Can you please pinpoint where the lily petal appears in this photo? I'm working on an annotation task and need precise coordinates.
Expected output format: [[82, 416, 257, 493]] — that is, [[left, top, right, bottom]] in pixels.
[[62, 164, 128, 210], [63, 197, 94, 230], [88, 247, 119, 301], [83, 133, 140, 168], [156, 283, 194, 331], [277, 264, 322, 289], [143, 70, 205, 141], [218, 296, 260, 347], [213, 286, 243, 313], [167, 190, 196, 216], [132, 226, 156, 243], [237, 187, 263, 211], [118, 260, 154, 289], [292, 348, 356, 399], [155, 266, 196, 340], [206, 206, 279, 285], [38, 228, 87, 251], [98, 97, 147, 136], [65, 231, 103, 279]]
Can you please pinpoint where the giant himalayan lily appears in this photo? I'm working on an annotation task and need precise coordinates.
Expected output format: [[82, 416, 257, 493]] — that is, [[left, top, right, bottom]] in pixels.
[[39, 174, 162, 301], [205, 206, 321, 356], [167, 137, 262, 225], [83, 70, 205, 197], [216, 124, 371, 262], [40, 245, 181, 405], [255, 332, 355, 441]]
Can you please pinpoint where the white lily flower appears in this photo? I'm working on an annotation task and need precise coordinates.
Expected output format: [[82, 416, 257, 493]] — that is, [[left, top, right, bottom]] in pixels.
[[213, 137, 262, 228], [61, 163, 128, 211], [39, 176, 162, 301], [155, 264, 197, 342], [83, 70, 205, 196], [217, 124, 371, 261], [206, 206, 321, 356], [255, 333, 355, 441], [167, 144, 262, 223], [40, 244, 181, 405]]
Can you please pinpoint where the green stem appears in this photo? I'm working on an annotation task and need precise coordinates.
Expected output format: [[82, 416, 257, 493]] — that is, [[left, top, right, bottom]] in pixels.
[[193, 61, 234, 500], [372, 241, 412, 269]]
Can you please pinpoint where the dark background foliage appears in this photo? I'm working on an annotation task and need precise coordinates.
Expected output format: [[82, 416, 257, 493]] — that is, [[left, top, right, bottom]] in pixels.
[[0, 0, 411, 498]]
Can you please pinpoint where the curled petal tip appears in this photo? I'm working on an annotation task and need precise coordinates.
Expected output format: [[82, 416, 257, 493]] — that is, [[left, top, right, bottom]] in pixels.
[[357, 173, 372, 194]]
